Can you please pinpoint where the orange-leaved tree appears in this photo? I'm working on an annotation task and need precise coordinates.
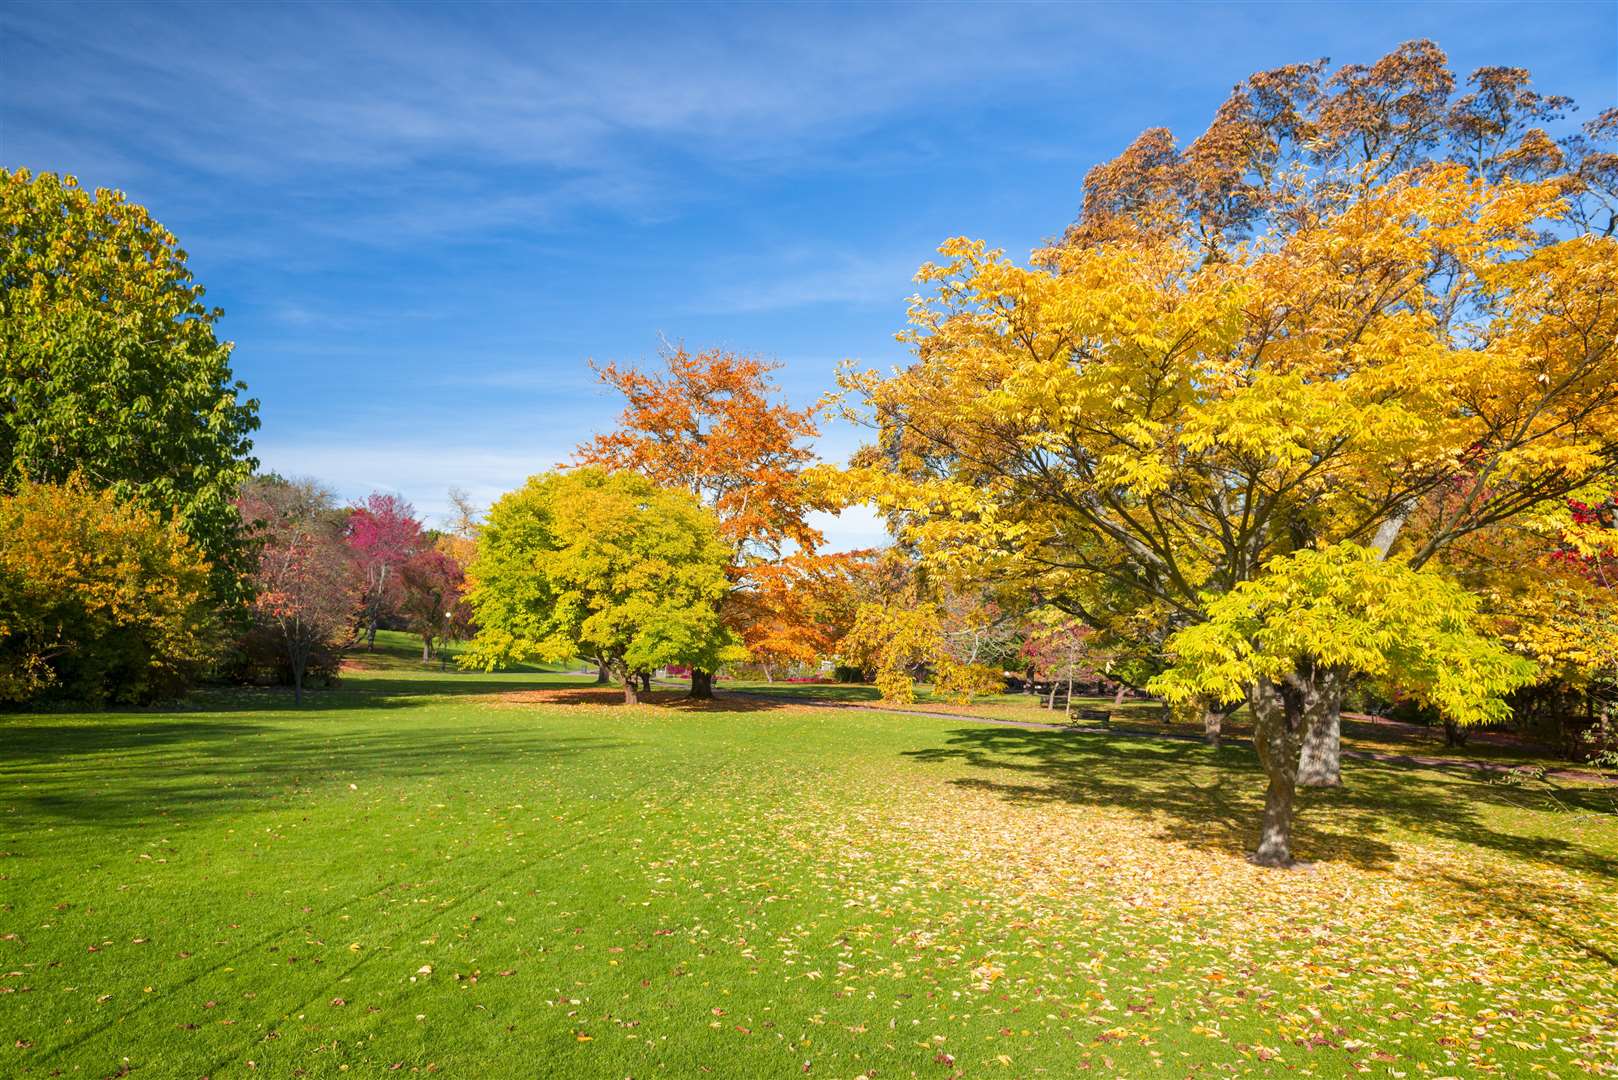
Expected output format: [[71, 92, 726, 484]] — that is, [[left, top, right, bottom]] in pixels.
[[576, 345, 840, 696]]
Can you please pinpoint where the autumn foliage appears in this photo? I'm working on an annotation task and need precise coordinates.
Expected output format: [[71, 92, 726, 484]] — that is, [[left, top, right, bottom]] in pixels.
[[461, 469, 743, 702], [577, 345, 842, 689], [578, 346, 825, 554], [236, 476, 358, 704], [0, 479, 217, 704], [842, 42, 1618, 863], [346, 492, 425, 651], [0, 169, 260, 598]]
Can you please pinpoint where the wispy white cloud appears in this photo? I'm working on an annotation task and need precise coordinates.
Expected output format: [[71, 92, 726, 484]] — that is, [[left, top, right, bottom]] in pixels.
[[2, 0, 1099, 245], [254, 433, 888, 551], [250, 439, 567, 529], [691, 250, 925, 314]]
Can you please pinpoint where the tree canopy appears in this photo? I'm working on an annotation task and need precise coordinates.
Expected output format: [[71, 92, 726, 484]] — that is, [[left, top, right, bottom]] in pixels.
[[841, 42, 1618, 863], [577, 344, 841, 694], [578, 345, 826, 556], [1, 169, 260, 596], [460, 468, 743, 702], [237, 475, 357, 706]]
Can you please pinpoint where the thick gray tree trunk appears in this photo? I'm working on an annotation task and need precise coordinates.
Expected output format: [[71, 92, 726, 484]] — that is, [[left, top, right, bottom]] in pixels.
[[595, 657, 610, 685], [1203, 703, 1222, 749], [1256, 774, 1295, 865], [1247, 660, 1345, 866], [1296, 666, 1347, 787]]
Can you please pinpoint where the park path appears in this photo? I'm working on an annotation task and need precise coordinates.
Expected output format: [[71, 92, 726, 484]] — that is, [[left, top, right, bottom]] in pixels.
[[706, 686, 1618, 788]]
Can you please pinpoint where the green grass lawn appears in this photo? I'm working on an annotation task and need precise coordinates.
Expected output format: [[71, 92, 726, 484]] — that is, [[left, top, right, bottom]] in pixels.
[[4, 647, 1616, 1077], [339, 631, 581, 676]]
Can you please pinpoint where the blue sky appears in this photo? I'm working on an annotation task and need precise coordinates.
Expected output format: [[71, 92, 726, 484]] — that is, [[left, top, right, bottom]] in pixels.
[[4, 0, 1615, 547]]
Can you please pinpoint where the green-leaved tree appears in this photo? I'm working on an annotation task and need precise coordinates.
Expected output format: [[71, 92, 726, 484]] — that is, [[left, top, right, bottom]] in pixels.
[[1, 169, 259, 598], [460, 469, 743, 702]]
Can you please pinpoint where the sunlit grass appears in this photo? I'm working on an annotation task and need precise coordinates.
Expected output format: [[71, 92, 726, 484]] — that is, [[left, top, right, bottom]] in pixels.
[[3, 658, 1614, 1077]]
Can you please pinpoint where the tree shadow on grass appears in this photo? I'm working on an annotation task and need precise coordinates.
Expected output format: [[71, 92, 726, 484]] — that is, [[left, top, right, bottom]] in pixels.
[[903, 727, 1618, 881], [189, 676, 810, 715], [1436, 866, 1618, 967], [0, 680, 798, 832], [177, 673, 604, 714], [0, 716, 629, 830]]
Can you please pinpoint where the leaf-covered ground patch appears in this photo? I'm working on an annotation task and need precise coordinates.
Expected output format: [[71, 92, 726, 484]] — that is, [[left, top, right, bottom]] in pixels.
[[2, 662, 1614, 1077]]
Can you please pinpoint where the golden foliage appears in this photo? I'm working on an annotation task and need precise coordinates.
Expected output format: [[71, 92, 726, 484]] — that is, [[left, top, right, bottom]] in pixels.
[[837, 603, 945, 704], [577, 345, 826, 555], [0, 478, 216, 703], [837, 41, 1618, 860]]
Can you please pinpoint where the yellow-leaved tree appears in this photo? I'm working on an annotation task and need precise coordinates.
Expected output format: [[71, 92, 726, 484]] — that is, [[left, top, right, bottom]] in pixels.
[[842, 43, 1618, 865], [0, 478, 217, 704], [459, 469, 745, 704]]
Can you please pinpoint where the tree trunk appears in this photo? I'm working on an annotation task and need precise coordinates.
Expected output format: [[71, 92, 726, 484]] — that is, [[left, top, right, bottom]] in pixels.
[[1296, 666, 1347, 787], [604, 659, 638, 704], [1203, 704, 1223, 749], [1113, 684, 1127, 705], [639, 670, 652, 694], [366, 616, 377, 651], [291, 647, 307, 708], [1247, 679, 1304, 867], [1254, 774, 1296, 867], [1246, 659, 1345, 865], [595, 657, 610, 685], [422, 638, 432, 661], [689, 669, 714, 700]]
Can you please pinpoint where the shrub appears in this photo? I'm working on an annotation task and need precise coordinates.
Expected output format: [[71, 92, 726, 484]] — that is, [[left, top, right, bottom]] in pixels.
[[0, 480, 217, 705]]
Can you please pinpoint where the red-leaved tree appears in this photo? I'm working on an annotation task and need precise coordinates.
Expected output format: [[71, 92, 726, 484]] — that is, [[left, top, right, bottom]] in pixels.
[[400, 541, 474, 661], [346, 492, 424, 650], [238, 477, 357, 705]]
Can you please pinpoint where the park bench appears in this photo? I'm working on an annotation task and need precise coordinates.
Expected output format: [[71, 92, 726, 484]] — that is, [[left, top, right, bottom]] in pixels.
[[1066, 707, 1111, 727]]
